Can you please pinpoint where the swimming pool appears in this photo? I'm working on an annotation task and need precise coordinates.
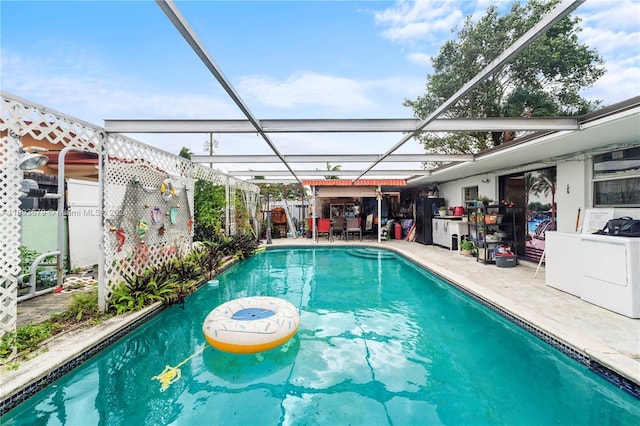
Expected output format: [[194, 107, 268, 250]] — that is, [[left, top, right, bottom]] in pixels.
[[3, 247, 639, 424]]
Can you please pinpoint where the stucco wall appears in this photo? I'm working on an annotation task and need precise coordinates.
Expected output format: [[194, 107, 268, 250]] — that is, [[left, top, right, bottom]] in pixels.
[[555, 155, 587, 232], [438, 155, 640, 232]]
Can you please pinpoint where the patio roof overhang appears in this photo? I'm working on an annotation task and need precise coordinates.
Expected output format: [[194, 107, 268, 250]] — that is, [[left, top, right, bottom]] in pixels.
[[302, 179, 407, 198], [302, 179, 406, 187], [406, 97, 640, 187]]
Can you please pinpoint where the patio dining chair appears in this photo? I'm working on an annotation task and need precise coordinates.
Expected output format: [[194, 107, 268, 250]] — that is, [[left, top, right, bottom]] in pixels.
[[332, 216, 346, 240], [346, 217, 362, 241], [316, 218, 333, 242]]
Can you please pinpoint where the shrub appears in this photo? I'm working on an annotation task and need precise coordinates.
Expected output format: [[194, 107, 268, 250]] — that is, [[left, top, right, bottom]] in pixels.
[[188, 243, 224, 280], [55, 291, 102, 323], [0, 323, 52, 362], [460, 238, 475, 251]]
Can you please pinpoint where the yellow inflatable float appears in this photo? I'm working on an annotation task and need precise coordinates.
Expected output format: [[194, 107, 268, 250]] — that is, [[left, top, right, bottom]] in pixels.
[[203, 296, 300, 354]]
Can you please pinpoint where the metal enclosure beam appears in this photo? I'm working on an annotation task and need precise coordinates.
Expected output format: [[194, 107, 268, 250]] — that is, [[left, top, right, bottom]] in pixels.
[[191, 154, 474, 163], [104, 117, 578, 133], [155, 0, 300, 184], [227, 169, 429, 177]]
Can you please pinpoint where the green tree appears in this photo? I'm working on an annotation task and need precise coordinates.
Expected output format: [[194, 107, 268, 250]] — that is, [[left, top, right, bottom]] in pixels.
[[404, 0, 605, 156], [178, 146, 193, 160], [179, 145, 226, 239], [324, 163, 341, 179], [193, 180, 226, 240]]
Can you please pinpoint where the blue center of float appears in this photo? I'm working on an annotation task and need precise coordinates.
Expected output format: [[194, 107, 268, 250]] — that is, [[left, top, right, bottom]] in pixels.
[[232, 308, 275, 321]]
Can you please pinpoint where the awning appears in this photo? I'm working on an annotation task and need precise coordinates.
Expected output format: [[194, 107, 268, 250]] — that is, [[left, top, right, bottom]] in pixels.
[[302, 179, 406, 187]]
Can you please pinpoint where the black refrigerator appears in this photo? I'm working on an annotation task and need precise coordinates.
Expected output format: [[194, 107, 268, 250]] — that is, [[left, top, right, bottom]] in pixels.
[[415, 197, 444, 244]]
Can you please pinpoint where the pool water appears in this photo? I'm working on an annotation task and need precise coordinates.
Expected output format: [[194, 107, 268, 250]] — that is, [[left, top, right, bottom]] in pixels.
[[4, 247, 639, 425]]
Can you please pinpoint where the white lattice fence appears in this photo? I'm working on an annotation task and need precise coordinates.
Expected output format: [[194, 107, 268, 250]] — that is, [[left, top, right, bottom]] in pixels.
[[242, 182, 260, 238], [102, 135, 194, 303], [192, 164, 228, 186], [1, 94, 260, 336], [229, 181, 237, 235], [0, 129, 22, 336], [1, 94, 103, 336]]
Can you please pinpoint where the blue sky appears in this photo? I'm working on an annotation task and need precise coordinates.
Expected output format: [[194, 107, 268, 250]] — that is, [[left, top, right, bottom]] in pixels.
[[2, 0, 639, 176]]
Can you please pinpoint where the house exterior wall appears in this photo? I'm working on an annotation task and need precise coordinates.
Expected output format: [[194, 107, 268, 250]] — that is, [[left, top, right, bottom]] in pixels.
[[555, 154, 588, 233], [438, 175, 497, 208], [438, 152, 640, 232], [438, 170, 515, 209]]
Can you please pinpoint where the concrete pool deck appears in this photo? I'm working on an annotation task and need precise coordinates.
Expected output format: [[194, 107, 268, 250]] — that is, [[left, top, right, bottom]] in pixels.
[[2, 238, 639, 409]]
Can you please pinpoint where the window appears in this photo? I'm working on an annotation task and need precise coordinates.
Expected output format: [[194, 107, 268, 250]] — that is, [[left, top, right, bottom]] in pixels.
[[463, 186, 478, 205], [593, 146, 640, 207]]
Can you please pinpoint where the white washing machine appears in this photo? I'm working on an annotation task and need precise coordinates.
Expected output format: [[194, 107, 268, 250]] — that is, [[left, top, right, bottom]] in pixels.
[[580, 234, 640, 318]]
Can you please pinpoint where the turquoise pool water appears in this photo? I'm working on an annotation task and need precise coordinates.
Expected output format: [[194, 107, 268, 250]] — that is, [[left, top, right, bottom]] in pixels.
[[3, 247, 639, 425]]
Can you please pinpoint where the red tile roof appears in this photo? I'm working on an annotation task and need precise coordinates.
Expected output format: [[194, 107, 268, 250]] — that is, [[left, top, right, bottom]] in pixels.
[[301, 179, 406, 187]]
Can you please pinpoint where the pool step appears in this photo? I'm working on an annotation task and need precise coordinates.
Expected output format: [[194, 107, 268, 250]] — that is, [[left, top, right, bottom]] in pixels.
[[347, 248, 397, 260]]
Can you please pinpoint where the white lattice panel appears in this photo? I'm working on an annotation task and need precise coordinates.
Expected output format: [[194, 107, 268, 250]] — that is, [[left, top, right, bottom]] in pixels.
[[243, 185, 259, 237], [1, 94, 103, 336], [102, 134, 194, 301], [192, 164, 228, 186], [2, 96, 103, 152], [192, 166, 261, 236], [1, 94, 260, 336], [0, 131, 22, 335], [229, 181, 237, 235]]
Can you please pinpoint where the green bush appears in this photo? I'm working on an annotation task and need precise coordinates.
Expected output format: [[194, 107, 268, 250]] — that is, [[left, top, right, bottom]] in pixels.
[[107, 232, 258, 315], [1, 290, 113, 363], [3, 231, 262, 362], [0, 323, 52, 361], [55, 291, 101, 323], [109, 269, 179, 315], [188, 243, 224, 280], [460, 238, 475, 251]]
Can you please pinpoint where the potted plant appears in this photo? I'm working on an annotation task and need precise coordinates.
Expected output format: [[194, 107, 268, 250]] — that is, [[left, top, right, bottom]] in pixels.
[[477, 195, 493, 207], [460, 238, 475, 256]]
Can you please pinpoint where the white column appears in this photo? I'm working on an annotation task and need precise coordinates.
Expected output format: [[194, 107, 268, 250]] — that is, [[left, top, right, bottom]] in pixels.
[[377, 186, 382, 243], [312, 186, 317, 240]]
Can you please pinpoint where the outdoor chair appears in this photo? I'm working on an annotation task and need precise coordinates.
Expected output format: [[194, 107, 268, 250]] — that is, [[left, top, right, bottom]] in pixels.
[[316, 218, 333, 242], [346, 217, 362, 241], [332, 216, 346, 240]]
